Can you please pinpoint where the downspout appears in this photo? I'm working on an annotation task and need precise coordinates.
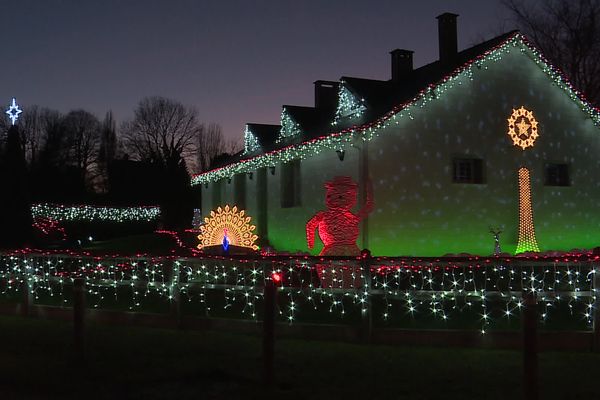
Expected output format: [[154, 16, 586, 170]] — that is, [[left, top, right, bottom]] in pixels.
[[352, 141, 370, 251]]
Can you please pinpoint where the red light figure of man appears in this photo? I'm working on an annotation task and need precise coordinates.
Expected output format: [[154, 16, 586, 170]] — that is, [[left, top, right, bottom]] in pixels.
[[306, 176, 373, 287]]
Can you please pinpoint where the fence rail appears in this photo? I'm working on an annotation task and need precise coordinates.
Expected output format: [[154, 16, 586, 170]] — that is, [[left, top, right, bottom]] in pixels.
[[3, 250, 597, 400], [0, 251, 597, 331]]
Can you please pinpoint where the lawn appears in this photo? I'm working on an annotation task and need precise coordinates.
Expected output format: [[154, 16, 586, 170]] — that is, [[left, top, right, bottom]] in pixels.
[[0, 315, 598, 399]]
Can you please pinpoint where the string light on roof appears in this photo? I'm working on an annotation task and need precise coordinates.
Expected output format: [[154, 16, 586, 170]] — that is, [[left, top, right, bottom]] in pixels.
[[5, 98, 22, 125], [278, 108, 302, 143], [192, 33, 600, 186], [333, 84, 366, 125], [244, 125, 260, 154]]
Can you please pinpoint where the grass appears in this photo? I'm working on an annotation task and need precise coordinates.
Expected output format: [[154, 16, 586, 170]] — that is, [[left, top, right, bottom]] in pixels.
[[83, 233, 179, 255], [0, 315, 598, 399]]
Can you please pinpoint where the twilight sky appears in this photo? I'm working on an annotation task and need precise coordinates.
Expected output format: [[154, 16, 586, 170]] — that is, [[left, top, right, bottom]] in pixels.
[[1, 0, 519, 144]]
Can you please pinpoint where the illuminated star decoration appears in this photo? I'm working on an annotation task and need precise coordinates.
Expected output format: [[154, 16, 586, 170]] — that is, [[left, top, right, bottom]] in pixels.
[[507, 106, 539, 150], [5, 98, 22, 125]]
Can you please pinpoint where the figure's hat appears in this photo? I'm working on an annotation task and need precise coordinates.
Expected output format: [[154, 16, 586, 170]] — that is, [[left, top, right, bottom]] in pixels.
[[325, 176, 357, 190]]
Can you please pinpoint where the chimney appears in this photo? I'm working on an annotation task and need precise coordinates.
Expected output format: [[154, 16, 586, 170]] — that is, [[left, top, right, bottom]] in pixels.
[[436, 12, 459, 64], [314, 80, 339, 109], [390, 49, 414, 81]]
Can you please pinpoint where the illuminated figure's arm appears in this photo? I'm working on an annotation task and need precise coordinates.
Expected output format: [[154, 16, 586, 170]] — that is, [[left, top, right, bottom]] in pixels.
[[357, 178, 374, 219], [306, 212, 324, 249]]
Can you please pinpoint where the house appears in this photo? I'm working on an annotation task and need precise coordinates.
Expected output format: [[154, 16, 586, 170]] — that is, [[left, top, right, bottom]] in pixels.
[[192, 13, 600, 256]]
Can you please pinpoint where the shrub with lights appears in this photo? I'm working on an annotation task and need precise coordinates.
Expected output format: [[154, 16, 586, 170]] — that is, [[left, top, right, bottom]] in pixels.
[[30, 204, 162, 244]]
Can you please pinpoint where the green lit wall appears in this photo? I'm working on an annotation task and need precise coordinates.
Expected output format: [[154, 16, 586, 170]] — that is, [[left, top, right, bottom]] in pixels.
[[367, 48, 600, 255], [201, 47, 600, 256]]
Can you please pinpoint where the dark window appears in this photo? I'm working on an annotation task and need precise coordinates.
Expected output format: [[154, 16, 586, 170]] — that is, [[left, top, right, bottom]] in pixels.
[[453, 158, 484, 184], [281, 160, 301, 208], [234, 174, 246, 209], [545, 163, 570, 186]]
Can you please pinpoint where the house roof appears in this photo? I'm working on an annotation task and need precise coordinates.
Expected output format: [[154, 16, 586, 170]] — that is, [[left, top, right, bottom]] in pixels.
[[192, 31, 600, 185], [342, 31, 518, 122], [283, 105, 336, 141], [246, 123, 280, 153]]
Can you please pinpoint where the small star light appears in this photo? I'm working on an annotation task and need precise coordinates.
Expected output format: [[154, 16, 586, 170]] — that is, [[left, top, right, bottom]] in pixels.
[[5, 98, 22, 125]]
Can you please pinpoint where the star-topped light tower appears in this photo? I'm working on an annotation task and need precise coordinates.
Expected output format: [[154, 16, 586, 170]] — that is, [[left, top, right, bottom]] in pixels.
[[507, 106, 541, 254], [5, 98, 22, 125]]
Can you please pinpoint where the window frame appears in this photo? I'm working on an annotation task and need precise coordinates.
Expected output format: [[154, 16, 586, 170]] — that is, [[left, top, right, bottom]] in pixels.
[[280, 159, 301, 208], [544, 163, 570, 187], [452, 157, 485, 184]]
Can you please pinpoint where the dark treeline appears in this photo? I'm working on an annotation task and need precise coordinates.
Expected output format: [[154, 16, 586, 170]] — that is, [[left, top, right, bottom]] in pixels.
[[0, 96, 242, 245]]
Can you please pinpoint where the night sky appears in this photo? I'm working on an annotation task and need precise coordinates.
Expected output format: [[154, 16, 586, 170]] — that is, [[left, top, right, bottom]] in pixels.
[[2, 0, 518, 147]]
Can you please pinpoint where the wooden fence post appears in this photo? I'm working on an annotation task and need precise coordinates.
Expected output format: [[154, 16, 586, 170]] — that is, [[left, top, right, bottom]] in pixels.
[[73, 278, 86, 363], [523, 291, 538, 400], [21, 278, 33, 317], [263, 275, 276, 385], [168, 260, 182, 328], [593, 268, 600, 352], [361, 250, 372, 344]]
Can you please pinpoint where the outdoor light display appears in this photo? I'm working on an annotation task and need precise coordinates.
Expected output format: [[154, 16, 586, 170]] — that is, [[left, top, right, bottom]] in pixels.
[[5, 97, 22, 125], [507, 106, 539, 150], [0, 250, 597, 331], [306, 176, 373, 256], [197, 205, 259, 251], [31, 204, 161, 223], [32, 217, 67, 240], [191, 33, 600, 187], [333, 84, 365, 125], [306, 176, 373, 288], [277, 108, 302, 143], [244, 125, 260, 154], [516, 168, 541, 253]]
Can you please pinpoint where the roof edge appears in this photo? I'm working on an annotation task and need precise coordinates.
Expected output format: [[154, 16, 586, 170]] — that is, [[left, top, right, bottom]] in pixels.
[[192, 31, 600, 186]]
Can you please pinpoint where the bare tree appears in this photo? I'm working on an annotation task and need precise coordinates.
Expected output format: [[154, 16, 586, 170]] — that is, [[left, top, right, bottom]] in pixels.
[[18, 105, 63, 166], [195, 123, 243, 173], [504, 0, 600, 104], [196, 123, 224, 172], [37, 109, 66, 168], [18, 105, 43, 165], [122, 96, 200, 167], [62, 109, 101, 187], [97, 111, 117, 193], [226, 136, 243, 155], [99, 110, 117, 165]]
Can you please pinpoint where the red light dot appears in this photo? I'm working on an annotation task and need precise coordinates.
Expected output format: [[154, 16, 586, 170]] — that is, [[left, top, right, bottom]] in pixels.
[[271, 272, 282, 283]]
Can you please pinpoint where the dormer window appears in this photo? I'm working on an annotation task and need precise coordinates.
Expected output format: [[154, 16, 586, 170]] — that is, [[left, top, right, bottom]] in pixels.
[[244, 125, 260, 154], [333, 84, 366, 125], [278, 108, 302, 143]]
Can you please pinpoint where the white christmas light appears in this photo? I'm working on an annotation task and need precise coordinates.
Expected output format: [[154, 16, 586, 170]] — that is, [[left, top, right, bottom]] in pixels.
[[244, 125, 260, 154], [31, 203, 161, 222], [333, 84, 365, 124], [5, 98, 22, 125], [277, 108, 302, 143]]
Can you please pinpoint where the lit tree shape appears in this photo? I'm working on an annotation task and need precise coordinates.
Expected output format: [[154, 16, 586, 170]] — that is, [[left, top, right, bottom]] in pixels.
[[197, 205, 259, 251], [516, 167, 540, 253], [306, 176, 373, 256]]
